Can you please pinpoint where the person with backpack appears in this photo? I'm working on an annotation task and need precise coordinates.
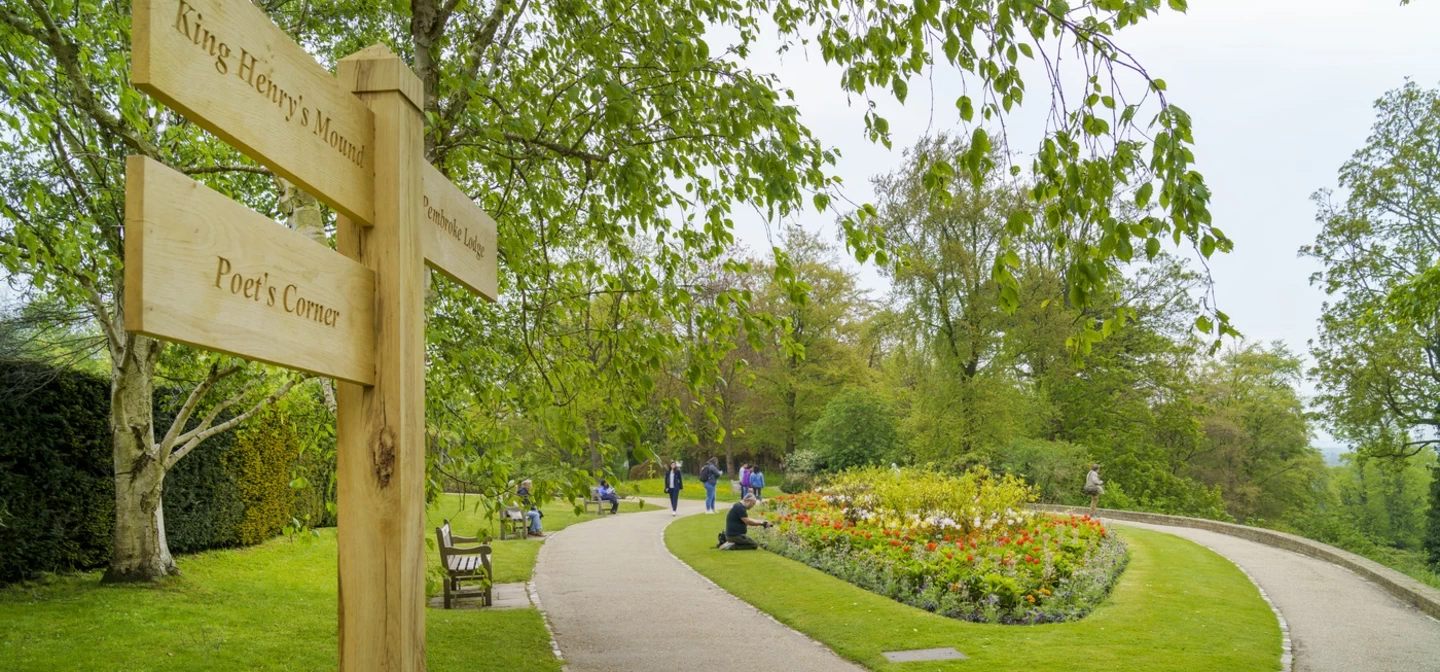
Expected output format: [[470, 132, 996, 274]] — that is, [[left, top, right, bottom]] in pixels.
[[663, 461, 685, 516], [750, 467, 766, 501], [739, 463, 752, 498], [699, 457, 722, 513], [1084, 464, 1104, 514]]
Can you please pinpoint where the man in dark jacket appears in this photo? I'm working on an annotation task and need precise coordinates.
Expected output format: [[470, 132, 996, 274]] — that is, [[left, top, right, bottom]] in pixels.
[[718, 495, 769, 550], [700, 457, 722, 513]]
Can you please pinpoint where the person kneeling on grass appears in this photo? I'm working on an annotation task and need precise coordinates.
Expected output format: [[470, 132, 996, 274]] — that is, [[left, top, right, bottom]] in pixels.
[[716, 495, 770, 550]]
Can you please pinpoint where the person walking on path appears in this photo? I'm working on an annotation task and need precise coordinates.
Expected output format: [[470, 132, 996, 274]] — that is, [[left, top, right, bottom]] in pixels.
[[663, 461, 685, 516], [518, 479, 544, 536], [750, 467, 766, 501], [718, 495, 771, 550], [1084, 464, 1104, 514], [739, 463, 752, 498], [598, 479, 620, 514], [700, 457, 722, 513]]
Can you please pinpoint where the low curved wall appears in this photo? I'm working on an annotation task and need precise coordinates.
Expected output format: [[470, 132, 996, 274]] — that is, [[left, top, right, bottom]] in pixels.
[[1033, 504, 1440, 621]]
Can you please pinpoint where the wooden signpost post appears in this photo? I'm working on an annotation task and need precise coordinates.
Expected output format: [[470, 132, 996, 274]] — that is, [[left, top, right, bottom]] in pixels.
[[126, 0, 496, 668]]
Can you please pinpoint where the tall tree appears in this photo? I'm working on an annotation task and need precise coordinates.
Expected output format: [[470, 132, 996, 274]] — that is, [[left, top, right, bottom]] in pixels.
[[1304, 82, 1440, 459], [3, 0, 1221, 580]]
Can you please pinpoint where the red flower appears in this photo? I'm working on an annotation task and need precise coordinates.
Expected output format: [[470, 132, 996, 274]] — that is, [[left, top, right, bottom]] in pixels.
[[903, 545, 912, 552], [966, 554, 974, 562], [890, 539, 900, 546], [946, 553, 953, 560], [926, 542, 937, 551]]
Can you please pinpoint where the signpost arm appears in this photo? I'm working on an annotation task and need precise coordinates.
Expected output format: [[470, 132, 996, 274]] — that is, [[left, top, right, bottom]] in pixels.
[[334, 44, 427, 672]]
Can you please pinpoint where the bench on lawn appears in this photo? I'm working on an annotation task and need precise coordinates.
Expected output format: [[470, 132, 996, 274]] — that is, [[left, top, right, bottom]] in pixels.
[[730, 479, 741, 495], [500, 506, 528, 540], [583, 486, 613, 516], [436, 520, 492, 609]]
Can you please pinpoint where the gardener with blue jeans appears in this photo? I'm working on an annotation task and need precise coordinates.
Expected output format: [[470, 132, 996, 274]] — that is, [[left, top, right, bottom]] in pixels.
[[700, 457, 721, 513]]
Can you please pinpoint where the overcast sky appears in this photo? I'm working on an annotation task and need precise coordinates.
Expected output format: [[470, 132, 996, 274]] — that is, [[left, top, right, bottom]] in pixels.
[[725, 0, 1440, 453]]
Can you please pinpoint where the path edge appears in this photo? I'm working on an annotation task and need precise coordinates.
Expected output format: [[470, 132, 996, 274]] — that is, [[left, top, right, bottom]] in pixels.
[[1036, 504, 1440, 622]]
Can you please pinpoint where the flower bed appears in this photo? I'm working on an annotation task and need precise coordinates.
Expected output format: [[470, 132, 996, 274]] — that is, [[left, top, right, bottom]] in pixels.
[[754, 467, 1127, 624]]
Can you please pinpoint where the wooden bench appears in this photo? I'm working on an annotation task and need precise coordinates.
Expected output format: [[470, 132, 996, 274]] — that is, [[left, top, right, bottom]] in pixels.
[[730, 480, 741, 496], [583, 487, 611, 516], [436, 520, 492, 609], [499, 506, 528, 540]]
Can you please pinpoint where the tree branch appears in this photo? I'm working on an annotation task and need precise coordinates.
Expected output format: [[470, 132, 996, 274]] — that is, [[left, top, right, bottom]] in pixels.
[[166, 375, 304, 469]]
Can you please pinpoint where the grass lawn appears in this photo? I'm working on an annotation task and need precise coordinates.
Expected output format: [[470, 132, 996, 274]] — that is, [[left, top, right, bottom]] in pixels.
[[0, 529, 559, 671], [666, 514, 1282, 671], [0, 494, 642, 671]]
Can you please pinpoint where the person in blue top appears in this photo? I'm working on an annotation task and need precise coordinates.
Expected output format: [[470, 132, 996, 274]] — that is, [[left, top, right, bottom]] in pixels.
[[517, 479, 544, 537], [717, 495, 770, 550], [750, 467, 766, 501], [598, 479, 619, 514], [663, 461, 684, 516], [699, 457, 722, 513]]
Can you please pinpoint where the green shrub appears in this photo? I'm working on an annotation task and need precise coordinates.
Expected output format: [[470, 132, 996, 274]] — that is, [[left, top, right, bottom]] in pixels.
[[779, 474, 813, 494], [0, 364, 115, 582], [228, 407, 299, 545], [805, 388, 897, 472], [1425, 465, 1440, 567], [628, 461, 662, 480], [0, 364, 337, 583]]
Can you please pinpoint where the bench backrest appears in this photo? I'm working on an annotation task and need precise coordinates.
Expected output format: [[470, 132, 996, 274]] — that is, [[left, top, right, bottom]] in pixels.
[[435, 519, 492, 572], [590, 486, 602, 501]]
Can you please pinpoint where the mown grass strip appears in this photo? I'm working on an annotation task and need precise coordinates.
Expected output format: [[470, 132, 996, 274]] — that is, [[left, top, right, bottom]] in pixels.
[[666, 514, 1281, 671]]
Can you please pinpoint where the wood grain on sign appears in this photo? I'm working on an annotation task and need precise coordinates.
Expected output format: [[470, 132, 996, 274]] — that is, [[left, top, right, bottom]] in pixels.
[[131, 0, 375, 225], [123, 155, 376, 385], [420, 164, 498, 301], [334, 45, 428, 671]]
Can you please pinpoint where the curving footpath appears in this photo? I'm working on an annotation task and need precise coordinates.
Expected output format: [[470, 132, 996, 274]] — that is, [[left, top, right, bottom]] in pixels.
[[534, 498, 1440, 672], [532, 498, 862, 672], [1113, 520, 1440, 672]]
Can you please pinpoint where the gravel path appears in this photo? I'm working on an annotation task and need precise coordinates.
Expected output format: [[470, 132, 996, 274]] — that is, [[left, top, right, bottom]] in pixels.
[[532, 497, 862, 672], [1114, 520, 1440, 672]]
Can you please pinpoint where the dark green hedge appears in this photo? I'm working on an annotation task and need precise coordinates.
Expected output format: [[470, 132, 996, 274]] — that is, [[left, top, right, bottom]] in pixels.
[[0, 364, 115, 584], [0, 364, 335, 583]]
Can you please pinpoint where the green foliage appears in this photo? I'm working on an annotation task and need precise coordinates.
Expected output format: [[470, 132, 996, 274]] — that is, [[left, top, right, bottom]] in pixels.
[[785, 448, 824, 475], [994, 438, 1092, 504], [1304, 81, 1440, 460], [779, 474, 814, 494], [227, 408, 300, 546], [627, 462, 663, 480], [159, 419, 243, 555], [806, 389, 898, 472], [1427, 466, 1440, 567], [0, 366, 335, 581], [0, 364, 114, 582]]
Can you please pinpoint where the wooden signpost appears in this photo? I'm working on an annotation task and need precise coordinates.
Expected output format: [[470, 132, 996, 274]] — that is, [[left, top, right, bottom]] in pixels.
[[126, 0, 497, 669]]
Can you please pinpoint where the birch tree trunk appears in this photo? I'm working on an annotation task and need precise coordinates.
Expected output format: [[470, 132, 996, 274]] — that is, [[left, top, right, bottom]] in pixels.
[[103, 331, 174, 582]]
